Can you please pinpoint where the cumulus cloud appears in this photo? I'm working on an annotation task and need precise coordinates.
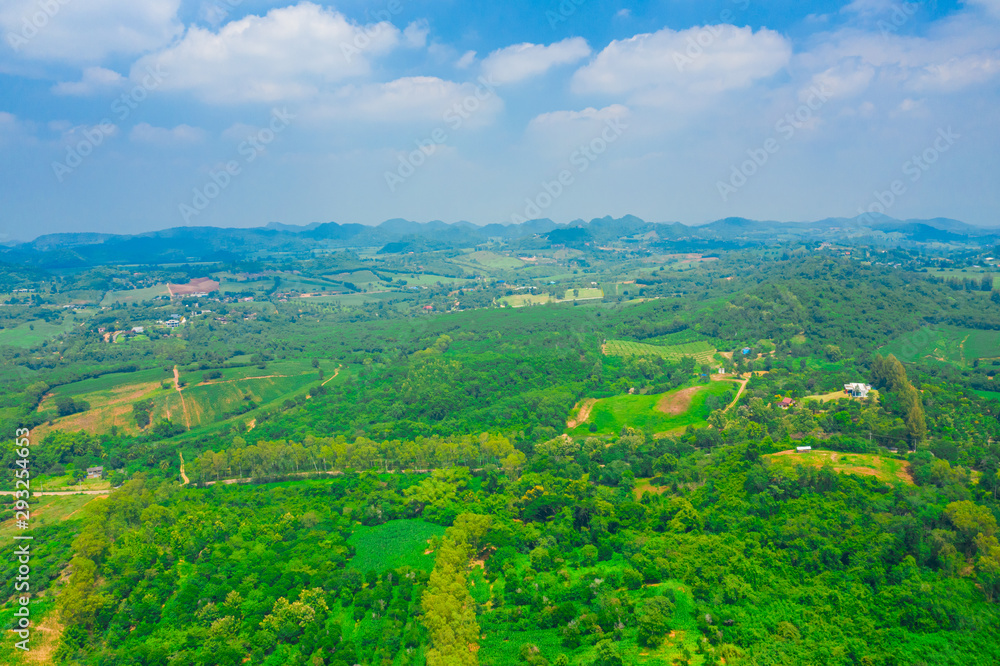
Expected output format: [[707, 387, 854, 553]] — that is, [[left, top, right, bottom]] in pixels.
[[0, 0, 182, 62], [129, 123, 206, 145], [571, 25, 791, 105], [130, 2, 403, 103], [312, 76, 503, 126], [52, 67, 125, 96], [529, 104, 630, 128], [482, 37, 591, 85], [804, 58, 875, 99]]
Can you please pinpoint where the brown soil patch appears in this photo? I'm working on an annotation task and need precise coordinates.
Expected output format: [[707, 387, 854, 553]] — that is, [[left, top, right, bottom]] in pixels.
[[25, 611, 63, 664], [656, 387, 700, 415], [167, 277, 219, 297], [567, 398, 598, 428]]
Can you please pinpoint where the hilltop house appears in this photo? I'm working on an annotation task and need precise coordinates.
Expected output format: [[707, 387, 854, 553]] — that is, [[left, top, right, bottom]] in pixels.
[[844, 382, 872, 398], [86, 466, 103, 479], [779, 397, 795, 409]]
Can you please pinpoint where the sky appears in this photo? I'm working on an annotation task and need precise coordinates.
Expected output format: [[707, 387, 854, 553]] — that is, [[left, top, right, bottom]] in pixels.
[[0, 0, 998, 240]]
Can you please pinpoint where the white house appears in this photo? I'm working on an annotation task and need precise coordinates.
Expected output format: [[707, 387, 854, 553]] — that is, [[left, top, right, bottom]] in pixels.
[[844, 382, 872, 398]]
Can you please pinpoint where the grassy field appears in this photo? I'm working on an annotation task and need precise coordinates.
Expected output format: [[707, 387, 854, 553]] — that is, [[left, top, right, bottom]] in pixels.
[[604, 339, 718, 365], [765, 449, 913, 484], [347, 519, 446, 573], [881, 324, 1000, 365], [449, 250, 525, 270], [569, 381, 736, 436], [0, 310, 93, 348], [802, 389, 879, 403], [502, 293, 552, 307], [100, 284, 170, 305], [0, 494, 104, 540]]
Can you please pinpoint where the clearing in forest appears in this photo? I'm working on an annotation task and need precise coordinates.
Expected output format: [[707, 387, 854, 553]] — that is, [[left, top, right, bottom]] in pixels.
[[568, 381, 735, 436], [766, 450, 914, 485], [348, 519, 447, 573]]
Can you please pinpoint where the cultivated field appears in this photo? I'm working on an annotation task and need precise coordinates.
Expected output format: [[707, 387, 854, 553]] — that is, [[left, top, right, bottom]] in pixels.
[[603, 339, 717, 365], [348, 519, 446, 573], [881, 324, 1000, 366], [35, 359, 337, 436]]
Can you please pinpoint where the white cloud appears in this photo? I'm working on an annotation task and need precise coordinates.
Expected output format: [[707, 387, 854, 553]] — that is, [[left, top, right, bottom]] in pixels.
[[129, 123, 206, 145], [482, 37, 591, 85], [131, 2, 403, 104], [52, 67, 125, 96], [0, 0, 182, 62], [312, 76, 503, 126], [572, 25, 791, 105], [804, 58, 875, 99], [908, 54, 1000, 91], [457, 50, 477, 69], [529, 104, 630, 128], [403, 20, 429, 48]]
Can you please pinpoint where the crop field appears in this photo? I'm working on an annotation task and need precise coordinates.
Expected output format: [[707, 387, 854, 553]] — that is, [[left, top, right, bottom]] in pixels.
[[881, 325, 1000, 365], [502, 293, 552, 307], [347, 519, 446, 573], [765, 450, 914, 484], [100, 284, 170, 305], [569, 381, 735, 435], [563, 287, 604, 300], [36, 360, 335, 436], [449, 250, 525, 270], [603, 339, 717, 364]]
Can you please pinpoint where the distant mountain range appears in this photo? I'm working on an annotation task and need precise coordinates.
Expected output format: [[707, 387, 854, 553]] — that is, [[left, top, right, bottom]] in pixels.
[[4, 214, 998, 267]]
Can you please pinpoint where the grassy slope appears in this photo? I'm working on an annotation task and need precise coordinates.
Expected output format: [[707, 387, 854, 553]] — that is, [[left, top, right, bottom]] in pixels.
[[569, 381, 735, 436]]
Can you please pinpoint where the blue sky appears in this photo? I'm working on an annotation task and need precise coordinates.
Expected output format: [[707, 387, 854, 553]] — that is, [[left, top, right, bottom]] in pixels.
[[0, 0, 998, 240]]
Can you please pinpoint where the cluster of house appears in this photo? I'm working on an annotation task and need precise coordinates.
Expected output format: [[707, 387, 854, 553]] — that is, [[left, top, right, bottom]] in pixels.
[[844, 383, 872, 398]]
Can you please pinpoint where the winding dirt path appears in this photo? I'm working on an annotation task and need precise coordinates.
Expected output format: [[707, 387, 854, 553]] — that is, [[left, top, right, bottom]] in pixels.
[[321, 364, 343, 386], [722, 377, 750, 414], [179, 452, 189, 486], [173, 365, 191, 430]]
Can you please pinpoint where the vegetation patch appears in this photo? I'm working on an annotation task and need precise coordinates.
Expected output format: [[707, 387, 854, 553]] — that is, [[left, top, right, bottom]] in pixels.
[[348, 519, 447, 573]]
